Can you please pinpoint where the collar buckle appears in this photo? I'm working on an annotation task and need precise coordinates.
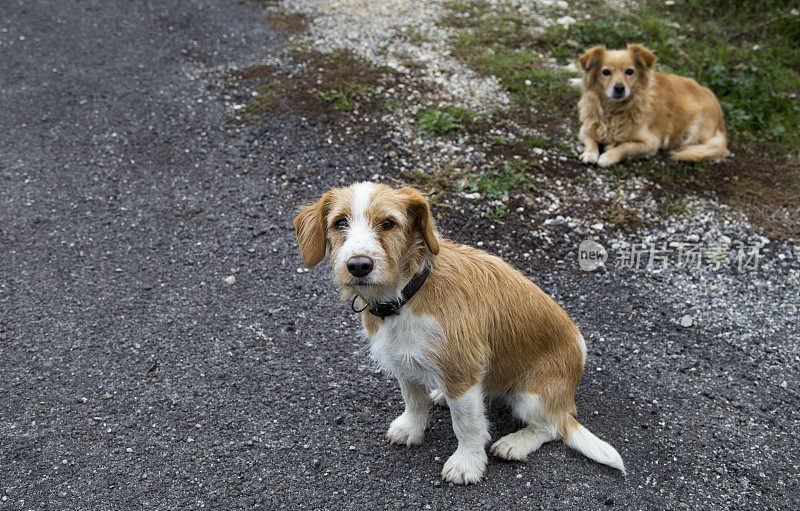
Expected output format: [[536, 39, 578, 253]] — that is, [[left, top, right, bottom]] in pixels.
[[357, 267, 431, 321], [368, 301, 400, 319]]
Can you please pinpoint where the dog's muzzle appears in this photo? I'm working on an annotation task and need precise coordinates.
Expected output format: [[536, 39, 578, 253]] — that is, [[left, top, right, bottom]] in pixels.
[[609, 83, 628, 101]]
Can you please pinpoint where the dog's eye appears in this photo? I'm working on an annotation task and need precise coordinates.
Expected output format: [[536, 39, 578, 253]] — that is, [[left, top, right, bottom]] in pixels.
[[333, 218, 348, 231], [602, 69, 612, 76], [380, 219, 395, 230], [625, 68, 635, 76]]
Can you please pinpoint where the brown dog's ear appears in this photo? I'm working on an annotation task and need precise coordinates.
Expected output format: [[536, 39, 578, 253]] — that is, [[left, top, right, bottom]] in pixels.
[[399, 187, 440, 255], [628, 44, 655, 69], [579, 46, 606, 72], [293, 192, 332, 267]]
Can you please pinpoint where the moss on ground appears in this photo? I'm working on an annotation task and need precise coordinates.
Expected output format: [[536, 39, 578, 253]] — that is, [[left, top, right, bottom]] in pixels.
[[228, 49, 398, 124]]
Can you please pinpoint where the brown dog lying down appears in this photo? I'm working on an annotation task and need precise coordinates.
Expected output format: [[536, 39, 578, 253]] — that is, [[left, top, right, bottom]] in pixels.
[[578, 44, 728, 167]]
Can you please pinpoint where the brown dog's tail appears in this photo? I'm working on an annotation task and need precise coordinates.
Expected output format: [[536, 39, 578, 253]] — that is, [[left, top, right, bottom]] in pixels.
[[561, 415, 626, 473], [671, 131, 729, 161]]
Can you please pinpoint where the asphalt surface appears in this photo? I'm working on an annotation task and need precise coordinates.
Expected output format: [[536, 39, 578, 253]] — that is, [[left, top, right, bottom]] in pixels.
[[1, 1, 798, 509]]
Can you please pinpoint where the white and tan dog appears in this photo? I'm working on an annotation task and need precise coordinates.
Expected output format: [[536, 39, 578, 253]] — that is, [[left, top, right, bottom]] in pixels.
[[294, 182, 625, 484]]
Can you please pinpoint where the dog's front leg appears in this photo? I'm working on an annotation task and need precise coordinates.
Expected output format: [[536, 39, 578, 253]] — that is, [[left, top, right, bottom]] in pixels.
[[597, 140, 659, 167], [387, 378, 429, 446], [441, 384, 490, 484], [579, 126, 600, 164]]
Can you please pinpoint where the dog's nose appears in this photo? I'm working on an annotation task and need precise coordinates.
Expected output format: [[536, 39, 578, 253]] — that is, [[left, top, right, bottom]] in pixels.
[[613, 83, 625, 94], [347, 256, 374, 277]]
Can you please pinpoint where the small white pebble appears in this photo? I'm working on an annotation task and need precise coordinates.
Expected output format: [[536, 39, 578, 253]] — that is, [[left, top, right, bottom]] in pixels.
[[556, 16, 576, 28], [223, 275, 236, 286]]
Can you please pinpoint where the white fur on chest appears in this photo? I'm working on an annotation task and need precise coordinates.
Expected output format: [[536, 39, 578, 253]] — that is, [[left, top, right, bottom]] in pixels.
[[367, 310, 444, 391]]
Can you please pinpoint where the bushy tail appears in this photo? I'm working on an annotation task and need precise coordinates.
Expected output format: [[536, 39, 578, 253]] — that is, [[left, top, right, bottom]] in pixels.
[[561, 415, 626, 473], [671, 131, 728, 161]]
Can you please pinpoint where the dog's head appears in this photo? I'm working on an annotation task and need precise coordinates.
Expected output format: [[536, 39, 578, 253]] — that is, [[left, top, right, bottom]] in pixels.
[[579, 44, 655, 101], [293, 182, 439, 302]]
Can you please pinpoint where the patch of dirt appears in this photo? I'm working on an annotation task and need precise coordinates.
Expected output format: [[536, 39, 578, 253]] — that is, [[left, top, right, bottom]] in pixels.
[[502, 113, 799, 238], [262, 12, 309, 34], [714, 156, 800, 239], [224, 50, 402, 128], [229, 64, 274, 81], [236, 0, 278, 6]]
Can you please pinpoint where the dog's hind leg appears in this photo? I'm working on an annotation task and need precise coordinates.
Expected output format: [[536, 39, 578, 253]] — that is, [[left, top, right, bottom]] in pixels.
[[491, 391, 626, 472], [671, 131, 728, 161], [490, 392, 558, 461]]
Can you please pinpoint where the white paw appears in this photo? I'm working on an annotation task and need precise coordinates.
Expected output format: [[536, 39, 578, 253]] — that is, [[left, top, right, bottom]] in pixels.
[[580, 151, 599, 164], [597, 153, 618, 167], [490, 432, 534, 461], [441, 448, 488, 485], [386, 412, 426, 447], [429, 389, 448, 408]]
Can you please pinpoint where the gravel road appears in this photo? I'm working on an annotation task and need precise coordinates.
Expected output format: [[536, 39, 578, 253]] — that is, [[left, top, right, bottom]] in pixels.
[[1, 1, 798, 509]]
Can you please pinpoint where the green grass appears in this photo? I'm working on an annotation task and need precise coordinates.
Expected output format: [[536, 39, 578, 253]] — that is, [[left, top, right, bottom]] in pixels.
[[440, 1, 580, 124], [466, 160, 538, 220], [604, 190, 642, 228], [314, 88, 355, 111], [403, 157, 538, 221], [665, 197, 691, 216], [444, 1, 536, 49], [377, 98, 404, 111], [401, 27, 431, 44], [523, 136, 550, 149], [416, 108, 486, 136], [540, 0, 800, 148], [466, 160, 535, 201], [242, 84, 278, 116], [417, 109, 463, 135], [489, 135, 508, 146]]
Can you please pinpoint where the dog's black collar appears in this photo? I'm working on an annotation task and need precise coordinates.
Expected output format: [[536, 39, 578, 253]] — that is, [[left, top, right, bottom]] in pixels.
[[352, 267, 431, 320]]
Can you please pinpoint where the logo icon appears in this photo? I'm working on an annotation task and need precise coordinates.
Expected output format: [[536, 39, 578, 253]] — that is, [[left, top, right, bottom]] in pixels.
[[578, 240, 607, 271]]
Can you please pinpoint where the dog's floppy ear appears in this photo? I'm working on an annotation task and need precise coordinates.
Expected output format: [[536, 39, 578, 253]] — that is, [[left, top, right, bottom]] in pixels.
[[628, 44, 655, 69], [579, 46, 606, 72], [399, 187, 440, 255], [293, 192, 332, 267]]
